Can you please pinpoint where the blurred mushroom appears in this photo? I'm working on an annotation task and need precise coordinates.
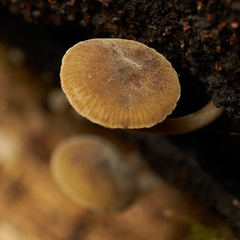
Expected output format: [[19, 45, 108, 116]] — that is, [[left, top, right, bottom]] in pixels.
[[50, 134, 138, 211], [47, 88, 68, 113], [60, 38, 223, 134], [8, 47, 25, 66]]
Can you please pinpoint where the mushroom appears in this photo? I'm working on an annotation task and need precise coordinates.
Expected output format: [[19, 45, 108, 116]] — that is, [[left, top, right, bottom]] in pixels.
[[140, 100, 223, 135], [60, 38, 224, 134], [50, 134, 138, 211]]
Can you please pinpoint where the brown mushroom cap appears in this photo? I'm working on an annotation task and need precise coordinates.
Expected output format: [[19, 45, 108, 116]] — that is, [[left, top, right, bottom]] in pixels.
[[61, 38, 180, 129], [50, 135, 138, 211]]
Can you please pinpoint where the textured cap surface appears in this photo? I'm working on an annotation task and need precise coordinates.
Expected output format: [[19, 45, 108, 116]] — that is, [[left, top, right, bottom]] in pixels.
[[61, 38, 180, 128]]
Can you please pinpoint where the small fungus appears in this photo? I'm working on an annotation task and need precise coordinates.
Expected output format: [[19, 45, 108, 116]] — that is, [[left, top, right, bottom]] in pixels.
[[141, 100, 223, 135], [61, 38, 224, 134], [50, 135, 138, 211], [61, 38, 180, 129]]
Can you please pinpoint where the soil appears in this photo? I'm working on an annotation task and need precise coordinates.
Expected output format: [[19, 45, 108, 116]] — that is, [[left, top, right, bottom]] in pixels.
[[0, 51, 235, 240], [0, 0, 240, 238], [0, 0, 240, 121]]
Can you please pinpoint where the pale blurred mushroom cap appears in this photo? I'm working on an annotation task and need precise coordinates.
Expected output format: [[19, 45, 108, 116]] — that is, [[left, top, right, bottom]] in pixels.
[[50, 135, 138, 211]]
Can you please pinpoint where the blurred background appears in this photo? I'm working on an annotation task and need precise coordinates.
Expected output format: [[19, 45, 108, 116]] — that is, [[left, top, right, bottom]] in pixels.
[[0, 1, 239, 239]]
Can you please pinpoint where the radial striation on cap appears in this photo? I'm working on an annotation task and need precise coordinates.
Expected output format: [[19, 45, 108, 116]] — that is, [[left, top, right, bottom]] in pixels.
[[50, 135, 137, 211], [61, 38, 180, 129]]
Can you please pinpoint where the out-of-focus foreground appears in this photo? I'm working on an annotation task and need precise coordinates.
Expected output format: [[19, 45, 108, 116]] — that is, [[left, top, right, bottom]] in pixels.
[[0, 43, 235, 239]]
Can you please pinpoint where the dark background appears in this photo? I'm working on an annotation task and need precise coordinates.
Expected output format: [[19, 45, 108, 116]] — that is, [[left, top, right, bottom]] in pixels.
[[0, 0, 240, 236]]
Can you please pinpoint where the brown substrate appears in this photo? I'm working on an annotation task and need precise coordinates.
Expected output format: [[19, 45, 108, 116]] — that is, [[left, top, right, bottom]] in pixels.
[[123, 132, 240, 237], [0, 0, 240, 238], [0, 0, 240, 121], [0, 53, 235, 240]]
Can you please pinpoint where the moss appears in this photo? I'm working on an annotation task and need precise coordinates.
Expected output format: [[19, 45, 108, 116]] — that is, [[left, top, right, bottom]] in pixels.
[[186, 223, 231, 240]]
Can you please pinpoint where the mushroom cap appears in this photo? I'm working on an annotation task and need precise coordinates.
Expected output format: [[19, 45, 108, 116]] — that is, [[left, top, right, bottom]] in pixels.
[[61, 38, 180, 129], [50, 135, 137, 211]]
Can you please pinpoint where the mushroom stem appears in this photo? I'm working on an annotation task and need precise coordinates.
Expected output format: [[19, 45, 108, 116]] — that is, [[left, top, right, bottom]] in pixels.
[[139, 100, 224, 135]]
